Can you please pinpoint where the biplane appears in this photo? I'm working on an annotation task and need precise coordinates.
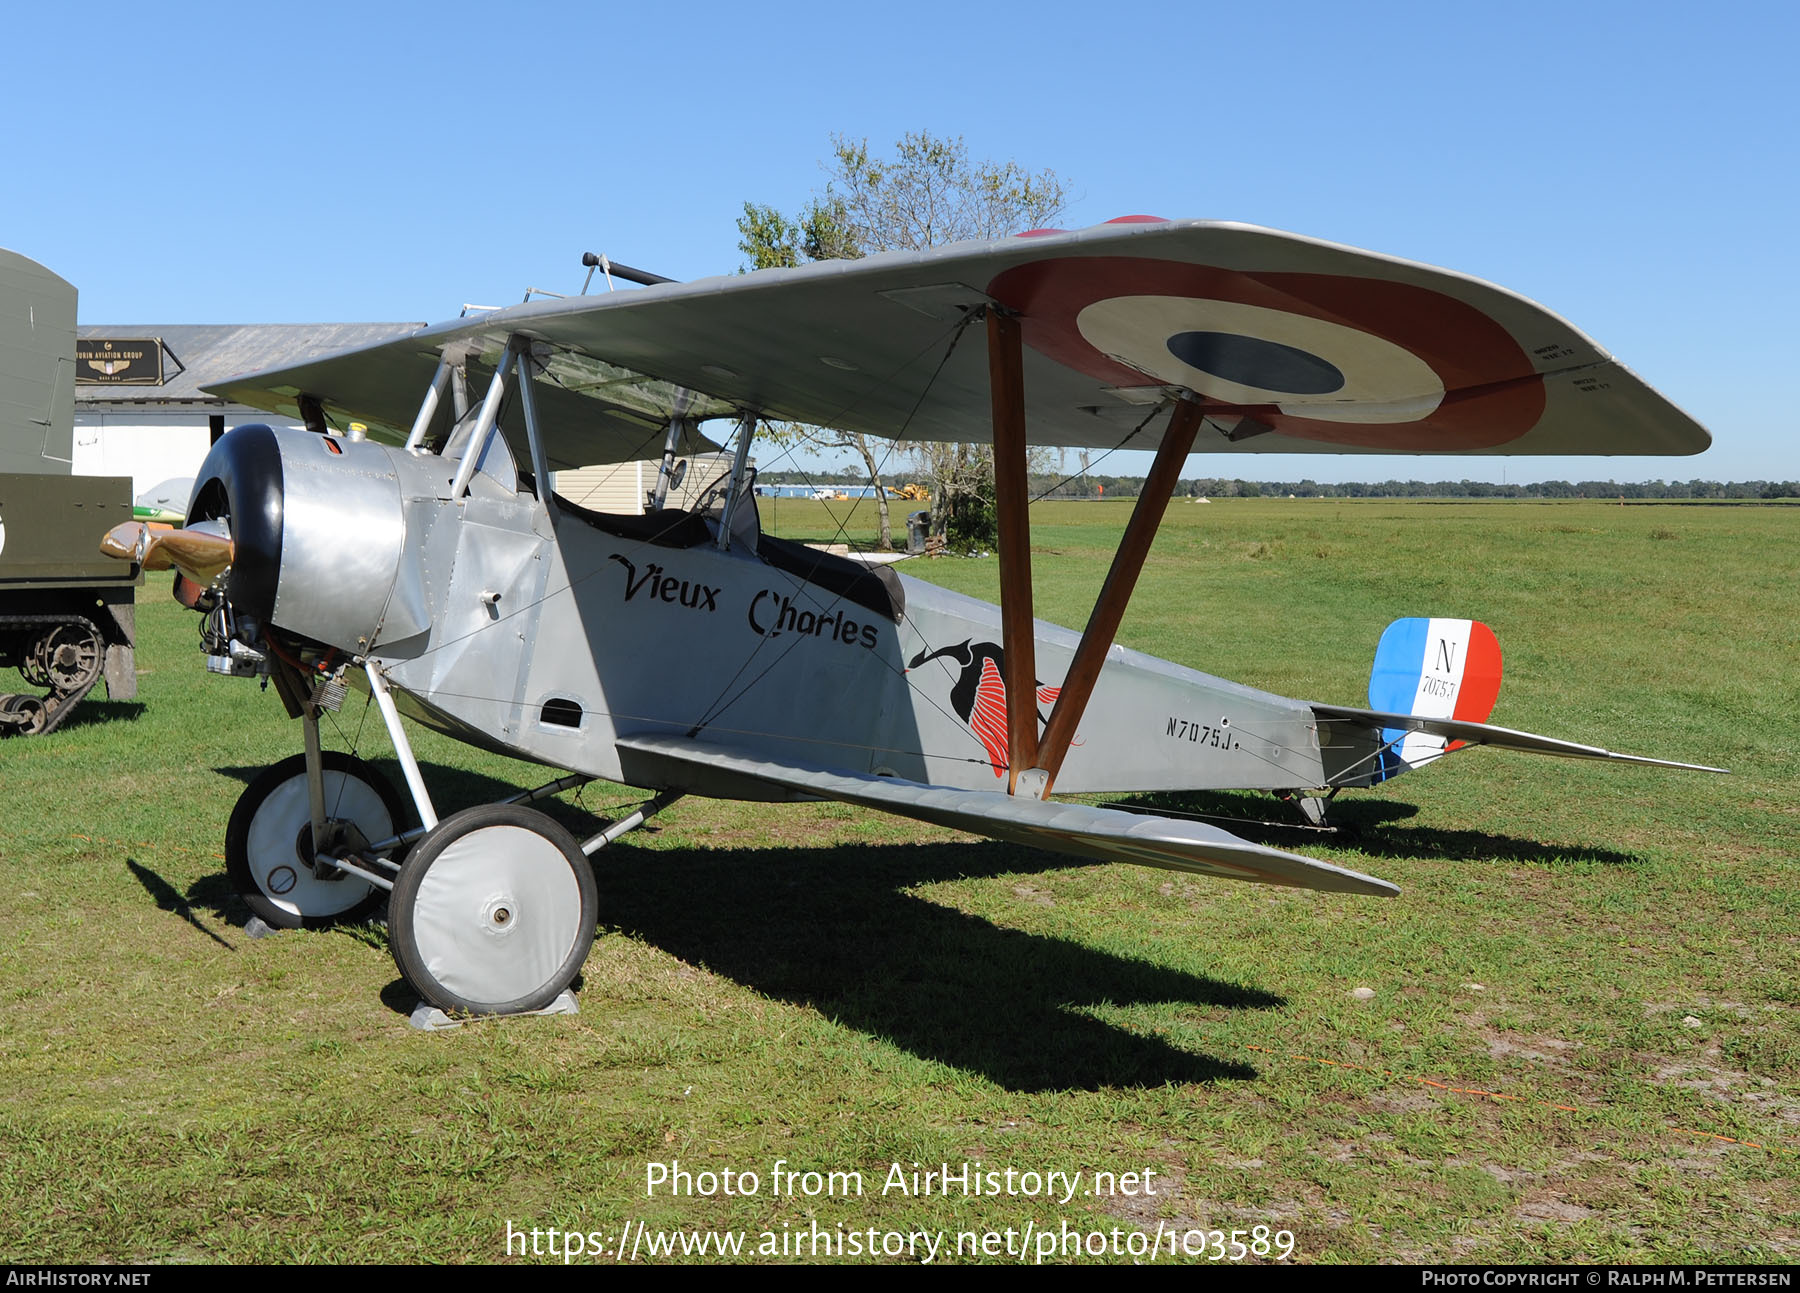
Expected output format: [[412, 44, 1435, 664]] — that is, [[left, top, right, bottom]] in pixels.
[[102, 217, 1720, 1018]]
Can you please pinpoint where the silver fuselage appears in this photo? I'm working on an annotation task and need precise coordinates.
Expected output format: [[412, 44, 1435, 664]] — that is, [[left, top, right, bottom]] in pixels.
[[247, 427, 1332, 800]]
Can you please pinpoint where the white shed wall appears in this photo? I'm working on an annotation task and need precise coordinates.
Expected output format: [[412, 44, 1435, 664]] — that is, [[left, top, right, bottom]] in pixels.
[[72, 406, 302, 498]]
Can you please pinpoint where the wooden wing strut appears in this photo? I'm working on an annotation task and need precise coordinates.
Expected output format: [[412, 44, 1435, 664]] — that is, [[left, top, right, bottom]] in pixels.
[[1030, 398, 1201, 795], [987, 309, 1038, 794]]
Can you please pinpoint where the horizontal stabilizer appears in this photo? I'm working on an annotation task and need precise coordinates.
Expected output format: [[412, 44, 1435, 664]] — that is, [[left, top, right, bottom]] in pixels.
[[1310, 704, 1727, 773], [615, 734, 1398, 897]]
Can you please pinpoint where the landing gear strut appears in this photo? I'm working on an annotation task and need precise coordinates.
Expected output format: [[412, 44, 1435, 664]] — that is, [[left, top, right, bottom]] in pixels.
[[240, 661, 681, 1020], [225, 750, 412, 929]]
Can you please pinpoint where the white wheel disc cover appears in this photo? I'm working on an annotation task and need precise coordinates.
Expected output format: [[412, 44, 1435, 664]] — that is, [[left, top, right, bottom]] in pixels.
[[245, 772, 389, 918], [409, 825, 585, 1004]]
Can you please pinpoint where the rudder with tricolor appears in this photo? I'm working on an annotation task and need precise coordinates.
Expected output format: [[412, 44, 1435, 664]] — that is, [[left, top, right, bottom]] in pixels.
[[1366, 618, 1503, 779]]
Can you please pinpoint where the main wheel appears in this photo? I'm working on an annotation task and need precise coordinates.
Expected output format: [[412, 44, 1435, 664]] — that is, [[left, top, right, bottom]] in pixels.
[[388, 803, 597, 1016], [226, 752, 412, 929]]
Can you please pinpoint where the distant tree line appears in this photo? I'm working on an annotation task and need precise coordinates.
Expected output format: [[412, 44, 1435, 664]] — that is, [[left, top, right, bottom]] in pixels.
[[757, 470, 1800, 501]]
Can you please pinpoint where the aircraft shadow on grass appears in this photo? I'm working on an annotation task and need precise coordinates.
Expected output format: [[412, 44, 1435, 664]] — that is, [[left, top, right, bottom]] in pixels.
[[177, 761, 1640, 1087], [125, 858, 234, 950], [200, 761, 1281, 1091], [1105, 790, 1645, 868], [586, 838, 1282, 1092]]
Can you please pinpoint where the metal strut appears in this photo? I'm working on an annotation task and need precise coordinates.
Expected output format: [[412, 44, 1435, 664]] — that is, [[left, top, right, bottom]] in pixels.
[[302, 702, 328, 869], [447, 346, 516, 499], [365, 662, 439, 830], [652, 413, 690, 512], [581, 792, 683, 856], [714, 412, 758, 551], [510, 336, 559, 523], [405, 357, 453, 452]]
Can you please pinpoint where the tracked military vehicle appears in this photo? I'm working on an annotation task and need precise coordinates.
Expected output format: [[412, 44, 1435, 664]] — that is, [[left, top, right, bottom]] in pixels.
[[1, 250, 137, 735]]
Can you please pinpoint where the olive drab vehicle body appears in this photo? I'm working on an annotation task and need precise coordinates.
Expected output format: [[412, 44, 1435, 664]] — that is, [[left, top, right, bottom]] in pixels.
[[0, 249, 136, 736]]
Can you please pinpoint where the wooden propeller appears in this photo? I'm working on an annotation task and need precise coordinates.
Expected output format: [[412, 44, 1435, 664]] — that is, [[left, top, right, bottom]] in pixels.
[[101, 521, 235, 585]]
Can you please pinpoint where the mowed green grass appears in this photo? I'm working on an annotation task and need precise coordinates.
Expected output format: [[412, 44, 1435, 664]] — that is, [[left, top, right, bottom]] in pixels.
[[0, 498, 1794, 1264]]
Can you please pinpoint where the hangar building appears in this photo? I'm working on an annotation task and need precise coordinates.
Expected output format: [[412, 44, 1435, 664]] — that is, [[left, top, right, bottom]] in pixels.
[[72, 324, 730, 513]]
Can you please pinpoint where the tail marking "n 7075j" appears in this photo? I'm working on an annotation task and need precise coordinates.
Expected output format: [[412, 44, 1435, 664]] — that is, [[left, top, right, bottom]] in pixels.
[[1367, 617, 1503, 778]]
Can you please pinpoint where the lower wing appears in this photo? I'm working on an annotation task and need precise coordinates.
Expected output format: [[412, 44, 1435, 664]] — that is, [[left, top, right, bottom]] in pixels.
[[614, 734, 1398, 897]]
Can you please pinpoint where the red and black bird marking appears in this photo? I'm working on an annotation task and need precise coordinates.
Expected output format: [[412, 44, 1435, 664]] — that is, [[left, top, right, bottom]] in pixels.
[[908, 640, 1062, 776]]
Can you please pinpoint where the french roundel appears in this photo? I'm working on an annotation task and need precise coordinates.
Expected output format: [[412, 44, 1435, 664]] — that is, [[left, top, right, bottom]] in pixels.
[[985, 257, 1546, 451]]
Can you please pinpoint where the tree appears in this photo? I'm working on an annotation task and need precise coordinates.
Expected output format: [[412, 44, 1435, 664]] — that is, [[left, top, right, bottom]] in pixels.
[[736, 194, 890, 540], [739, 132, 1070, 549]]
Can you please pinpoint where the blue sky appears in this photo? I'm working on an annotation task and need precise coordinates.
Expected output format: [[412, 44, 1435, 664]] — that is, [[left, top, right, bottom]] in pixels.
[[10, 1, 1794, 483]]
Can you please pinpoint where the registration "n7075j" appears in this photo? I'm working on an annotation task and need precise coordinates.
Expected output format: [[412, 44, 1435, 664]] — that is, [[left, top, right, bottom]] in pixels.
[[1166, 716, 1239, 751]]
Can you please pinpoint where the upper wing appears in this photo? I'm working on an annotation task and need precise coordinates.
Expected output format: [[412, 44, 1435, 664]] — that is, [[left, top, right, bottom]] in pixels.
[[614, 733, 1398, 897], [204, 218, 1710, 465]]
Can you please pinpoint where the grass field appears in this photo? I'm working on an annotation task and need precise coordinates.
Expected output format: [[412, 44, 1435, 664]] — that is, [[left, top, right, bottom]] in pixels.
[[1, 497, 1795, 1264]]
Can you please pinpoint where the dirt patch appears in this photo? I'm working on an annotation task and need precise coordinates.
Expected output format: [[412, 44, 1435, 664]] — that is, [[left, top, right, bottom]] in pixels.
[[1516, 1196, 1592, 1223], [1099, 1160, 1187, 1230], [1366, 1084, 1442, 1113], [1487, 1033, 1579, 1069], [1645, 1053, 1800, 1125]]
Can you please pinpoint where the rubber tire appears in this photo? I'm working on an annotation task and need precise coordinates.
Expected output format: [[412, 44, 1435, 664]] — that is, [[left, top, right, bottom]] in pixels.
[[388, 803, 597, 1017], [225, 751, 412, 930]]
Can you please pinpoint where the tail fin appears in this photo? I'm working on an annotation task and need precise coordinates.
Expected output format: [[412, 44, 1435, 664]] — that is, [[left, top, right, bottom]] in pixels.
[[1367, 618, 1503, 779]]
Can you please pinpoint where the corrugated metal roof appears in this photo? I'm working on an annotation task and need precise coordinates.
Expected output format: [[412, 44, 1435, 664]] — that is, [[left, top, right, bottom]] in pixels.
[[74, 323, 422, 403]]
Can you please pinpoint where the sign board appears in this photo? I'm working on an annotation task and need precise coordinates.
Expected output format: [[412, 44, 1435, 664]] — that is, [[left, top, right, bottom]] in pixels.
[[75, 338, 163, 385]]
